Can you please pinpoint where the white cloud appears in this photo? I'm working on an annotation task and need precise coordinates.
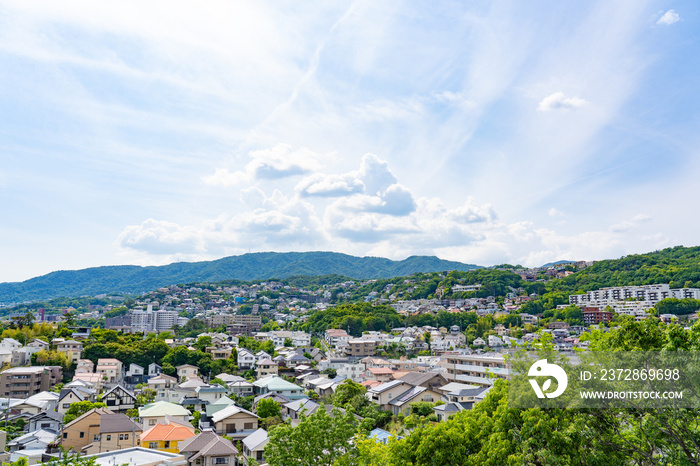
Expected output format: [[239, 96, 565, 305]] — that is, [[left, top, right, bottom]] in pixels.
[[203, 144, 324, 186], [548, 208, 564, 217], [116, 219, 204, 255], [537, 92, 588, 111], [633, 213, 652, 222], [657, 10, 680, 25], [295, 173, 365, 197]]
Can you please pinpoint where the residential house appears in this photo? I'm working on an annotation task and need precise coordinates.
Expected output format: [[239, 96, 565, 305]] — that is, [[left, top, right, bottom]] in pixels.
[[7, 429, 56, 454], [27, 410, 63, 433], [55, 340, 83, 365], [149, 363, 163, 377], [125, 363, 147, 386], [282, 399, 320, 426], [252, 375, 305, 400], [176, 364, 199, 382], [57, 387, 96, 415], [61, 407, 115, 452], [366, 381, 414, 411], [76, 359, 95, 373], [9, 391, 59, 415], [140, 419, 196, 454], [138, 401, 191, 428], [211, 404, 259, 439], [27, 339, 49, 352], [147, 374, 179, 401], [365, 367, 395, 383], [237, 349, 255, 370], [398, 372, 449, 392], [256, 359, 278, 378], [96, 358, 124, 385], [195, 384, 228, 404], [228, 380, 255, 397], [82, 413, 143, 454], [178, 429, 239, 466], [102, 385, 137, 413], [387, 385, 442, 416], [241, 428, 268, 466]]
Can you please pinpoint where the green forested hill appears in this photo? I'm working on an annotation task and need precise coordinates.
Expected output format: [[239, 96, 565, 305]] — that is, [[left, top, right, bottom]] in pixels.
[[547, 245, 700, 293], [0, 251, 480, 303]]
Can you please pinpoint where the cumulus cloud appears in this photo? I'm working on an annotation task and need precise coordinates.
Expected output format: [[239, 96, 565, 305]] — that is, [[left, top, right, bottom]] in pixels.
[[537, 91, 588, 111], [203, 144, 324, 186], [657, 10, 680, 25], [117, 219, 204, 255], [296, 153, 398, 199], [548, 207, 564, 217], [118, 192, 325, 255], [295, 173, 365, 197]]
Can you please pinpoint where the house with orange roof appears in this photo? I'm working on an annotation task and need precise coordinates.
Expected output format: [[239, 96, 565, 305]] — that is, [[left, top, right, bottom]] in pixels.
[[140, 419, 196, 453]]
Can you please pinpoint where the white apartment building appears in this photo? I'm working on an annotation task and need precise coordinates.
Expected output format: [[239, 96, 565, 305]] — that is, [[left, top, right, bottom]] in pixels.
[[442, 353, 509, 387], [129, 305, 180, 333], [569, 284, 700, 308]]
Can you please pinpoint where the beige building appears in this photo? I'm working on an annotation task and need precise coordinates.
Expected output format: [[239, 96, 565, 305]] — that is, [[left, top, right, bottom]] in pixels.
[[55, 340, 84, 365], [345, 339, 378, 357], [61, 407, 115, 452], [82, 413, 143, 454], [211, 405, 259, 438], [255, 359, 278, 379], [0, 366, 62, 398], [96, 358, 123, 384]]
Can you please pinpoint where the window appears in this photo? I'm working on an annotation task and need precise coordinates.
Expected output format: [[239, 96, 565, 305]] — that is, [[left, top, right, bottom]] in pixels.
[[63, 433, 67, 439], [214, 458, 229, 464], [149, 442, 159, 449], [149, 419, 157, 425], [80, 432, 85, 438], [63, 403, 70, 409], [244, 422, 254, 430], [119, 434, 124, 440], [94, 435, 100, 441], [164, 441, 170, 448], [106, 435, 111, 441]]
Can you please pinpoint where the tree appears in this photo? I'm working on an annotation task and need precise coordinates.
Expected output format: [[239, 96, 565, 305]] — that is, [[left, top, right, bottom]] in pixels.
[[284, 338, 293, 347], [265, 407, 359, 466], [63, 401, 106, 424], [256, 398, 281, 419], [32, 350, 71, 370], [333, 379, 366, 407]]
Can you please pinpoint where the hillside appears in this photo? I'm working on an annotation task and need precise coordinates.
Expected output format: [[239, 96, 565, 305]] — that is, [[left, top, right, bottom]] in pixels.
[[0, 251, 480, 303]]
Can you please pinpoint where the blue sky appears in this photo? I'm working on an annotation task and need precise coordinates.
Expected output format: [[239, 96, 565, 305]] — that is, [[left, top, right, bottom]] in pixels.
[[1, 1, 698, 283]]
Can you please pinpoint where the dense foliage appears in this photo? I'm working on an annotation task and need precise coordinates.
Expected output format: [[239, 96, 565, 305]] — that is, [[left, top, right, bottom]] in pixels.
[[302, 303, 403, 336]]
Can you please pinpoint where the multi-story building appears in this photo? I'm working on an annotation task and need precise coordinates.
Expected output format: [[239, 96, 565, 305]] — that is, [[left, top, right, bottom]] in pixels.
[[345, 339, 378, 357], [582, 307, 613, 325], [96, 358, 124, 385], [129, 305, 180, 333], [442, 353, 508, 387], [55, 340, 83, 365], [569, 284, 700, 308], [0, 366, 62, 398], [232, 315, 262, 333]]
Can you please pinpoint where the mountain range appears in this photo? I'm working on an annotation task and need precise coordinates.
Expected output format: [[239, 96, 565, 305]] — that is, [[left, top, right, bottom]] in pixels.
[[0, 251, 481, 304]]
